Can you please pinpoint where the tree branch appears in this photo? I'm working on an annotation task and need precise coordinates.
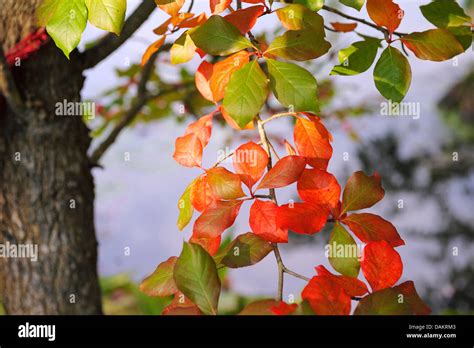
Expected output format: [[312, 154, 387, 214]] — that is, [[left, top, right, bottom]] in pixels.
[[0, 46, 25, 115], [80, 0, 157, 70]]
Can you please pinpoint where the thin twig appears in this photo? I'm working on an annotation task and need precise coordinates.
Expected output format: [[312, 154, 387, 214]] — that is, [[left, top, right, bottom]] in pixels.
[[261, 112, 298, 125]]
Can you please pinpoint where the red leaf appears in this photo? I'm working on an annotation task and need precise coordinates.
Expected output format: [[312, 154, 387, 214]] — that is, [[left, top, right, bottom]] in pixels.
[[250, 200, 288, 243], [190, 175, 217, 212], [297, 169, 341, 209], [294, 117, 333, 161], [184, 112, 214, 148], [395, 281, 431, 315], [366, 0, 404, 35], [195, 60, 215, 102], [193, 200, 243, 238], [256, 156, 306, 190], [190, 235, 221, 256], [224, 5, 265, 34], [233, 141, 269, 190], [162, 291, 200, 315], [210, 51, 250, 102], [179, 13, 208, 28], [301, 276, 351, 315], [206, 167, 246, 200], [277, 203, 329, 235], [341, 171, 385, 214], [361, 241, 403, 292], [270, 301, 298, 315], [315, 265, 368, 297], [210, 0, 232, 14], [342, 213, 404, 247], [173, 133, 202, 168], [331, 22, 358, 32]]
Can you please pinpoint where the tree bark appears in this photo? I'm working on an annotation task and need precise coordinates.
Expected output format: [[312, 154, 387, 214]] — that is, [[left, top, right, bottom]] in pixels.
[[0, 0, 102, 314]]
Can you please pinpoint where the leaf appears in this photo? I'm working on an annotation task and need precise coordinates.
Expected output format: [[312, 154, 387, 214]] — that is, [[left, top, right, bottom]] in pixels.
[[276, 4, 325, 31], [331, 22, 358, 32], [210, 51, 250, 102], [401, 29, 465, 62], [85, 0, 126, 35], [190, 175, 217, 212], [342, 213, 404, 247], [184, 113, 214, 148], [294, 117, 333, 160], [44, 0, 88, 58], [170, 30, 197, 64], [328, 222, 360, 278], [217, 232, 273, 268], [271, 302, 298, 315], [331, 38, 381, 76], [250, 200, 288, 243], [315, 265, 368, 297], [193, 200, 243, 238], [294, 0, 324, 11], [266, 58, 319, 113], [238, 299, 280, 315], [301, 276, 351, 315], [195, 60, 215, 102], [224, 5, 265, 34], [157, 0, 184, 17], [354, 281, 431, 315], [232, 141, 269, 190], [341, 171, 385, 214], [361, 241, 403, 292], [162, 291, 199, 315], [222, 60, 269, 129], [206, 167, 246, 200], [177, 180, 195, 230], [256, 156, 306, 190], [190, 235, 222, 256], [140, 257, 178, 297], [265, 29, 331, 61], [366, 0, 403, 34], [141, 35, 166, 67], [339, 0, 364, 11], [277, 202, 329, 235], [373, 46, 412, 103], [173, 133, 202, 168], [297, 169, 341, 209], [420, 0, 471, 28], [190, 15, 253, 56], [447, 25, 473, 51], [174, 243, 221, 315], [210, 0, 232, 14]]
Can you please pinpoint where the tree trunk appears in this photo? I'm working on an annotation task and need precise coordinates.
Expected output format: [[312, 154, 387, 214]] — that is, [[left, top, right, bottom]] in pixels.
[[0, 0, 102, 314]]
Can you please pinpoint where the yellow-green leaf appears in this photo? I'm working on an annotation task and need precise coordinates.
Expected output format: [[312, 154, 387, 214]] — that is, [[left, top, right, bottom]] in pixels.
[[339, 0, 365, 11], [331, 38, 381, 76], [177, 180, 195, 231], [85, 0, 126, 35], [170, 30, 197, 64], [328, 222, 360, 277], [276, 4, 325, 32]]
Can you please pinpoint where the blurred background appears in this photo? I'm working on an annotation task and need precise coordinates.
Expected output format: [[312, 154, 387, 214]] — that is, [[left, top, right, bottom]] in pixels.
[[6, 0, 468, 315]]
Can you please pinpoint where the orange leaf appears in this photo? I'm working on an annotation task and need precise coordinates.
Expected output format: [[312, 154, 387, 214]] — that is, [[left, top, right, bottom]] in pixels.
[[179, 12, 207, 28], [193, 200, 243, 238], [210, 0, 232, 14], [195, 60, 215, 102], [233, 141, 268, 190], [206, 167, 246, 200], [184, 113, 214, 148], [256, 156, 306, 190], [158, 0, 185, 17], [284, 140, 297, 156], [190, 175, 217, 212], [342, 213, 404, 247], [173, 133, 202, 168], [162, 291, 199, 315], [297, 169, 341, 209], [250, 200, 288, 243], [141, 35, 166, 67], [331, 22, 358, 32], [170, 12, 194, 26], [190, 234, 221, 256], [315, 265, 368, 297], [366, 0, 403, 35], [224, 5, 265, 34], [302, 276, 351, 315], [341, 171, 385, 214], [361, 241, 403, 292], [277, 202, 329, 235], [153, 19, 171, 35], [210, 51, 250, 101], [294, 117, 333, 161]]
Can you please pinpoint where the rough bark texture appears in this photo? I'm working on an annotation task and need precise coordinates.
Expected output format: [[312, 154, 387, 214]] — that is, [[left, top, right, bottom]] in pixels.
[[0, 0, 102, 314]]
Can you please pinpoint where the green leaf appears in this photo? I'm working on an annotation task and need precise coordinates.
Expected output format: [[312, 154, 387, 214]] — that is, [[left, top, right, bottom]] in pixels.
[[267, 58, 319, 113], [328, 222, 360, 278], [215, 232, 273, 268], [189, 15, 253, 56], [174, 243, 221, 315], [339, 0, 365, 11], [341, 171, 385, 214], [401, 29, 466, 62], [222, 60, 269, 128], [37, 0, 62, 26], [170, 31, 197, 65], [177, 180, 195, 231], [276, 4, 325, 31], [294, 0, 324, 11], [265, 29, 331, 61], [139, 256, 178, 297], [85, 0, 126, 35], [447, 25, 473, 51], [373, 46, 411, 103], [331, 38, 381, 76], [420, 0, 471, 28], [43, 0, 89, 58]]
